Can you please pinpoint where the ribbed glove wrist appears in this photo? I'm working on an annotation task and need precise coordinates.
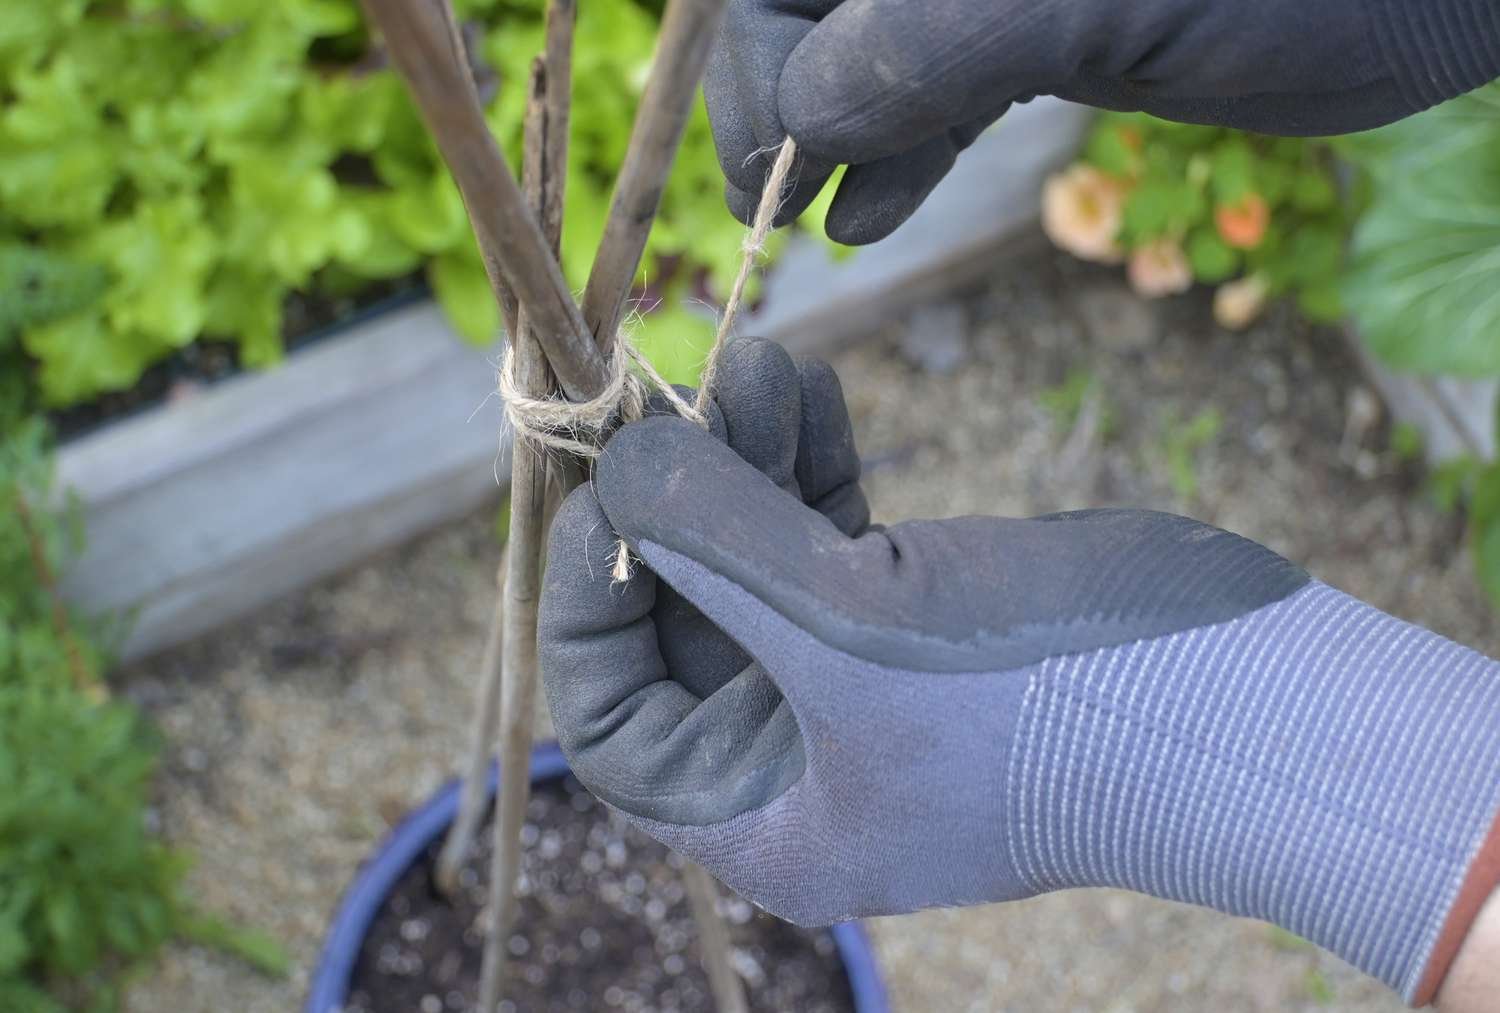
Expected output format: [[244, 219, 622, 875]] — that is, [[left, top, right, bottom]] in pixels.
[[1375, 0, 1500, 113]]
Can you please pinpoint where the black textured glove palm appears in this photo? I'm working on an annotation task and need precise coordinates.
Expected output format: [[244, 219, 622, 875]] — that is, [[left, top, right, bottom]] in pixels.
[[709, 0, 1500, 244]]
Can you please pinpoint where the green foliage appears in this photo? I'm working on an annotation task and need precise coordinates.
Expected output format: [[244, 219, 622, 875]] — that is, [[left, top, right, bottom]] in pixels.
[[1074, 113, 1351, 321], [176, 913, 292, 978], [1389, 420, 1425, 462], [1039, 368, 1115, 439], [1338, 84, 1500, 375], [1303, 968, 1335, 1005], [1419, 448, 1500, 610], [1336, 84, 1500, 608], [0, 419, 288, 1006], [1264, 925, 1314, 953], [3, 0, 811, 407], [1039, 369, 1096, 428], [1157, 407, 1223, 501]]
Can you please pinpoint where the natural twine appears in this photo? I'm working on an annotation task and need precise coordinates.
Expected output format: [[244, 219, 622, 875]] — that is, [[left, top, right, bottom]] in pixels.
[[498, 137, 799, 579]]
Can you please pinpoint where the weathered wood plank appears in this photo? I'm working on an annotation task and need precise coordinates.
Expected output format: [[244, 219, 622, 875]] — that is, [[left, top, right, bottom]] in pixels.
[[58, 303, 510, 661]]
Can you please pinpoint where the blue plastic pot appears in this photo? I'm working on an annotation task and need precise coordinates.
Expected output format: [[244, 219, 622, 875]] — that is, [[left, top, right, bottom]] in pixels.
[[307, 741, 889, 1013]]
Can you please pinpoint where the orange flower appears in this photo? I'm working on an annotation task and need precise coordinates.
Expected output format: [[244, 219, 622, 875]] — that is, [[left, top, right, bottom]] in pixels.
[[1213, 275, 1270, 330], [1215, 193, 1270, 250], [1042, 164, 1126, 264], [1127, 238, 1193, 299]]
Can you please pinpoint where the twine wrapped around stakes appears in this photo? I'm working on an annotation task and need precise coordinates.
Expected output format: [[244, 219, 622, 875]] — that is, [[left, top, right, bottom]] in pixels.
[[497, 137, 799, 579], [497, 335, 703, 459]]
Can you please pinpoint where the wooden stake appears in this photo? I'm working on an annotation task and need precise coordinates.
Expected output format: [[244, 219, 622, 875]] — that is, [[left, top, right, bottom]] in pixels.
[[361, 0, 607, 401], [579, 0, 731, 354], [434, 0, 578, 903], [478, 13, 573, 1010], [572, 3, 751, 1007], [371, 4, 749, 1010], [434, 547, 506, 895], [683, 862, 750, 1013]]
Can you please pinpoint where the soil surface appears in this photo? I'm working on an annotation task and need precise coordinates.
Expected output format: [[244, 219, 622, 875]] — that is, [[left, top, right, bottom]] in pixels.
[[345, 776, 852, 1013], [121, 234, 1499, 1012]]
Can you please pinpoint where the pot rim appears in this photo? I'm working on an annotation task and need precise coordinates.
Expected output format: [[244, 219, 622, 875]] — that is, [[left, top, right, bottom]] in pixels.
[[306, 740, 889, 1013]]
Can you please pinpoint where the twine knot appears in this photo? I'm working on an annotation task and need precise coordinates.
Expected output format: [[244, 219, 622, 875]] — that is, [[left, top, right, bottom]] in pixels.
[[495, 137, 799, 581], [497, 334, 705, 460]]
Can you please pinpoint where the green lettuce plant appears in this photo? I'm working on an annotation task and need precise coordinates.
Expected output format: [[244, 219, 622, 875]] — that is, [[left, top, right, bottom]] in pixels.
[[1, 0, 810, 407]]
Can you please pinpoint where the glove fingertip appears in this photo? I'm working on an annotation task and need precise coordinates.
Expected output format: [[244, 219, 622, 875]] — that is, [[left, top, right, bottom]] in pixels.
[[595, 416, 721, 537], [725, 180, 756, 227]]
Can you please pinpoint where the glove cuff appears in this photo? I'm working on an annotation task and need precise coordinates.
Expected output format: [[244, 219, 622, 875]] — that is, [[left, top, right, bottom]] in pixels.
[[1373, 0, 1500, 113], [1004, 582, 1500, 1002]]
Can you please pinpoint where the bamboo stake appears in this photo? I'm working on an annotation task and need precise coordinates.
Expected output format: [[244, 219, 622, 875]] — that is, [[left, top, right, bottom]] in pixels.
[[579, 0, 732, 355], [477, 8, 574, 1008], [372, 3, 749, 1009], [683, 862, 749, 1013], [360, 0, 607, 401], [570, 3, 749, 1008], [434, 547, 506, 895], [434, 0, 578, 901]]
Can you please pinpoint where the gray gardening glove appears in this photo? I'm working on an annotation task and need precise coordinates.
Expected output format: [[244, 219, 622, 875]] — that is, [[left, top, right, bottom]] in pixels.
[[539, 336, 1500, 1006], [709, 0, 1500, 243]]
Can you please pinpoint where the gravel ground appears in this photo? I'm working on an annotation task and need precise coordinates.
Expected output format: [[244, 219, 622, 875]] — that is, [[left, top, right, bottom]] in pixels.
[[121, 235, 1498, 1012]]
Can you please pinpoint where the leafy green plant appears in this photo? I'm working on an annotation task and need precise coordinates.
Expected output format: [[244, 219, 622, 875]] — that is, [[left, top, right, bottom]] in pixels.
[[1, 0, 818, 408], [1338, 84, 1500, 375], [1045, 113, 1351, 328], [1, 419, 287, 1008], [1157, 406, 1223, 501], [1338, 84, 1500, 608], [1039, 367, 1116, 440]]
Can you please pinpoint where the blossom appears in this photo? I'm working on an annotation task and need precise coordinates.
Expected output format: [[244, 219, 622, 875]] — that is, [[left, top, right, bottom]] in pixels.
[[1213, 275, 1270, 330], [1215, 192, 1270, 250], [1127, 238, 1193, 298], [1042, 164, 1126, 263]]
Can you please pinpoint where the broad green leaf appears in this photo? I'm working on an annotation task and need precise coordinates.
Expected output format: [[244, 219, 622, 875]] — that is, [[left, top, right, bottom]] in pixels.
[[1343, 84, 1500, 374], [1292, 170, 1337, 213], [21, 314, 160, 406], [387, 171, 468, 255], [1084, 119, 1140, 177], [430, 251, 499, 345], [205, 269, 284, 367], [0, 246, 108, 333], [631, 298, 715, 388], [1186, 229, 1239, 283], [1297, 280, 1345, 323], [1210, 139, 1255, 203]]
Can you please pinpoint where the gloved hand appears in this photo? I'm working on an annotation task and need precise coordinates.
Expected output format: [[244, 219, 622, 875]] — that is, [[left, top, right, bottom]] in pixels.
[[540, 337, 1500, 1005], [708, 0, 1500, 243]]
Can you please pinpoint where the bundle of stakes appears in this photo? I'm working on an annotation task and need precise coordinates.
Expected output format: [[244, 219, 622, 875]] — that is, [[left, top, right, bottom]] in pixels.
[[358, 0, 751, 1010]]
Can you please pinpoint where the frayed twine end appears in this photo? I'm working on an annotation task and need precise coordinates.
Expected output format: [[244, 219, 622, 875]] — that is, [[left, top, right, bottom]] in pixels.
[[610, 539, 633, 584]]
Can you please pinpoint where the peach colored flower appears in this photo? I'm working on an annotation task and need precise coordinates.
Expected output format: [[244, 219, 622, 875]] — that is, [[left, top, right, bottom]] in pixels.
[[1213, 275, 1270, 330], [1215, 192, 1270, 250], [1127, 238, 1193, 298], [1042, 164, 1125, 264]]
